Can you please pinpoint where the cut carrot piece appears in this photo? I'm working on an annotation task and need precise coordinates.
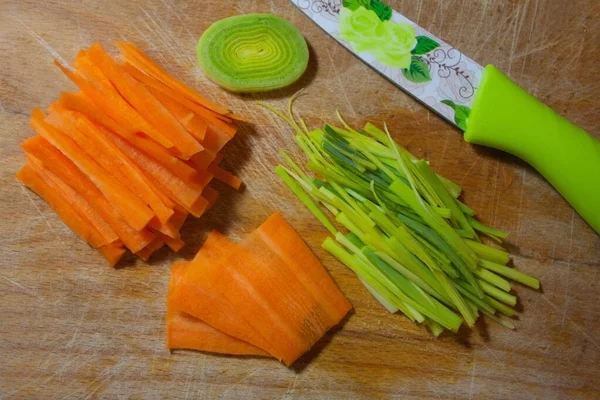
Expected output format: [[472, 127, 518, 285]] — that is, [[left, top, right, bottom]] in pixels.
[[136, 238, 165, 261], [48, 107, 175, 225], [155, 231, 184, 252], [203, 125, 234, 153], [190, 150, 218, 171], [167, 261, 268, 356], [98, 243, 127, 267], [17, 164, 107, 249], [55, 59, 173, 149], [148, 86, 208, 141], [245, 212, 352, 321], [31, 109, 155, 231], [203, 186, 219, 209], [22, 136, 154, 253], [208, 164, 242, 190], [114, 41, 231, 116], [85, 44, 203, 159], [122, 63, 237, 137], [55, 92, 198, 183], [27, 154, 118, 246]]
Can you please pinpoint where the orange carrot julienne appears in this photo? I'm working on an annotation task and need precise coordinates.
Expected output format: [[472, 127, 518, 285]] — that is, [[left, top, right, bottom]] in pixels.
[[31, 108, 155, 231], [202, 186, 219, 210], [136, 238, 165, 261], [190, 150, 218, 171], [17, 164, 108, 249], [208, 164, 242, 191], [98, 243, 127, 267], [114, 41, 231, 116], [55, 59, 173, 149], [85, 44, 203, 160], [21, 136, 155, 253], [55, 92, 199, 183]]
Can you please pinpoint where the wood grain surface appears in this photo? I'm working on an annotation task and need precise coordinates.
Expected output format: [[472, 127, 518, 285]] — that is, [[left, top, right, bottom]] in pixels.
[[1, 0, 599, 399]]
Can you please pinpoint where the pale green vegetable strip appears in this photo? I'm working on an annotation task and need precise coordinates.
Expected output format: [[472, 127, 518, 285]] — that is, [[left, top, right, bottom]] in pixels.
[[457, 200, 475, 216], [479, 280, 517, 306], [467, 216, 508, 242], [360, 277, 399, 313], [475, 268, 512, 292], [484, 296, 515, 317], [425, 319, 445, 337], [480, 260, 540, 289], [465, 239, 511, 265], [482, 311, 515, 330]]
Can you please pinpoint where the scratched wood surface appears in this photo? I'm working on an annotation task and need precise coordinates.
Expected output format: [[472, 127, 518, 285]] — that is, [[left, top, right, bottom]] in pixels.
[[1, 0, 599, 399]]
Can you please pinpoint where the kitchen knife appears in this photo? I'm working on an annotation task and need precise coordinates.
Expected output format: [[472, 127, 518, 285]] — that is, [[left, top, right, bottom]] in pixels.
[[290, 0, 600, 234]]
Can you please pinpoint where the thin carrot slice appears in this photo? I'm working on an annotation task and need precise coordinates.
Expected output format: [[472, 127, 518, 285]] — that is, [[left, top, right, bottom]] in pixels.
[[136, 238, 165, 261], [85, 44, 203, 159], [122, 63, 237, 137], [22, 136, 154, 253], [202, 186, 219, 210], [167, 261, 268, 356], [55, 92, 198, 182], [17, 164, 107, 249], [152, 231, 184, 252], [49, 106, 176, 224], [148, 86, 208, 141], [203, 125, 234, 153], [190, 150, 218, 171], [55, 59, 173, 149], [114, 41, 231, 116], [31, 108, 155, 231], [27, 154, 118, 246], [208, 164, 242, 190], [245, 212, 353, 321], [98, 243, 127, 267]]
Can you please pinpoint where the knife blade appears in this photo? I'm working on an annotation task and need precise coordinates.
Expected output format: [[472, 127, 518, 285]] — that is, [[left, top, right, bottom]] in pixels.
[[290, 0, 600, 235]]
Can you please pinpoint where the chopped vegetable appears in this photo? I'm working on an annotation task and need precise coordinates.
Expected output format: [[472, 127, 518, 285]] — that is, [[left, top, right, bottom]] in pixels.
[[264, 96, 541, 335], [197, 14, 309, 93], [170, 213, 351, 366], [17, 42, 242, 266]]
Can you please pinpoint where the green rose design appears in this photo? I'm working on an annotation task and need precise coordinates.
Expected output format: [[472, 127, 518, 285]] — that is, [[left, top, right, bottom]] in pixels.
[[339, 6, 417, 69], [338, 7, 383, 53], [371, 20, 417, 69], [369, 0, 392, 21]]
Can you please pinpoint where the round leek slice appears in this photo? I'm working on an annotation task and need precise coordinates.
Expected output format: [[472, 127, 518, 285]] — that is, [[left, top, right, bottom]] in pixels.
[[197, 14, 309, 93]]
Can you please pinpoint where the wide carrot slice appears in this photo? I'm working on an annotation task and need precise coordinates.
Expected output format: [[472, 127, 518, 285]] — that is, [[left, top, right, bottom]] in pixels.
[[31, 109, 155, 231], [245, 212, 352, 322], [55, 92, 198, 182], [22, 136, 155, 253], [114, 41, 231, 116], [136, 238, 165, 261], [85, 44, 203, 159], [147, 86, 208, 141], [98, 243, 127, 267], [167, 261, 268, 356], [55, 59, 173, 149], [17, 164, 107, 249], [121, 63, 237, 137], [27, 154, 118, 246]]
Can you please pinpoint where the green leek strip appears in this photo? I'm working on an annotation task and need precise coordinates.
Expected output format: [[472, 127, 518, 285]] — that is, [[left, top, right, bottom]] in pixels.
[[438, 175, 462, 198], [280, 150, 311, 183], [465, 240, 510, 265], [467, 216, 508, 242], [274, 166, 337, 235], [454, 282, 495, 315], [424, 319, 445, 337], [197, 14, 309, 93], [474, 268, 512, 292], [479, 260, 540, 290], [359, 276, 399, 314], [484, 296, 515, 317], [457, 200, 475, 216], [336, 213, 365, 239], [479, 280, 517, 306], [482, 311, 515, 330]]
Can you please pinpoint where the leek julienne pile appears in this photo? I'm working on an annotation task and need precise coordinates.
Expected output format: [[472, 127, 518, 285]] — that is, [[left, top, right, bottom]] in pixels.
[[262, 95, 540, 336]]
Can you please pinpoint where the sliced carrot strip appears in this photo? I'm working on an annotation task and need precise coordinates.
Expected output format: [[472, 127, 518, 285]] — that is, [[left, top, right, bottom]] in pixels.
[[152, 231, 184, 252], [31, 108, 155, 231], [208, 164, 242, 190], [203, 125, 234, 153], [190, 150, 218, 171], [85, 44, 202, 159], [22, 136, 154, 253], [27, 154, 118, 246], [167, 261, 268, 355], [55, 59, 173, 149], [122, 63, 237, 137], [98, 243, 127, 267], [202, 186, 219, 210], [148, 86, 208, 141], [55, 92, 198, 182], [136, 238, 165, 261], [114, 41, 231, 116], [17, 164, 106, 249]]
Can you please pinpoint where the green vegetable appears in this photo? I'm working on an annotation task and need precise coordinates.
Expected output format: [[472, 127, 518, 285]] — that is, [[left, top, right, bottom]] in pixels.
[[197, 14, 309, 92], [262, 95, 540, 336]]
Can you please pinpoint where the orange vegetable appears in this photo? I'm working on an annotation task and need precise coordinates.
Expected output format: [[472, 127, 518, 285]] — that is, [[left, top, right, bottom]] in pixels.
[[136, 238, 165, 262], [98, 243, 127, 267], [114, 41, 231, 116], [166, 261, 268, 356], [208, 163, 242, 190], [21, 136, 155, 253], [148, 86, 208, 141], [31, 109, 155, 232], [55, 92, 199, 183], [202, 186, 219, 209], [85, 44, 203, 159]]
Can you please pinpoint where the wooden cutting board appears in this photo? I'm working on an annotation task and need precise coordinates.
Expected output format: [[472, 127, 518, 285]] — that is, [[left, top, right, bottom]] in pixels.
[[1, 0, 599, 399]]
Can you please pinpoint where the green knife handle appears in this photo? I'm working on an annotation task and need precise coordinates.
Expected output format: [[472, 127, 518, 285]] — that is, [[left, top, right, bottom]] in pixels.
[[465, 65, 600, 234]]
